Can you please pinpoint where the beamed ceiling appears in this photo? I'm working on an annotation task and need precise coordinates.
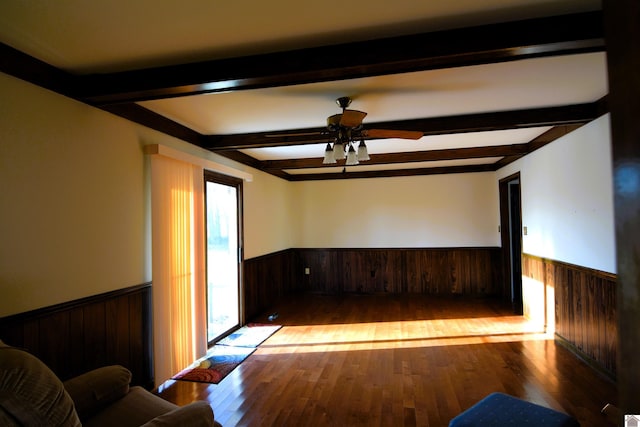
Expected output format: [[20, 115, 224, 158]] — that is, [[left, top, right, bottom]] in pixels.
[[0, 2, 608, 180]]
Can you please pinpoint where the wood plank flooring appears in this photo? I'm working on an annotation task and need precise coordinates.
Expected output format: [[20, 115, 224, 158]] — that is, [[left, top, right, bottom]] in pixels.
[[155, 293, 617, 427]]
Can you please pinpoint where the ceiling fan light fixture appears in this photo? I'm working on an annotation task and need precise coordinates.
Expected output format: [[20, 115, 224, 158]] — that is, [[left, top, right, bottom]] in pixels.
[[333, 142, 345, 160], [357, 139, 370, 161], [320, 97, 418, 166], [323, 143, 336, 164], [346, 143, 359, 166]]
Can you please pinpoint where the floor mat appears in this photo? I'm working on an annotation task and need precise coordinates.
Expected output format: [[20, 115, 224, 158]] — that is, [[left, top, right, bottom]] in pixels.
[[171, 345, 256, 384]]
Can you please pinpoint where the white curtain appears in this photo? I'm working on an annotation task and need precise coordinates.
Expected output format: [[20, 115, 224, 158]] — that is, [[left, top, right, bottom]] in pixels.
[[150, 154, 207, 385]]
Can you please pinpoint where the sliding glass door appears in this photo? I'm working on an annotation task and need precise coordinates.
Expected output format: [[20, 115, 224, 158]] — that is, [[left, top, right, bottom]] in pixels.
[[204, 171, 243, 345]]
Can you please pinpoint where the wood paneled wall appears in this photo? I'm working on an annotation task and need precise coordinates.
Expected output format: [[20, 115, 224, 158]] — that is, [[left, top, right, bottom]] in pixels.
[[522, 254, 617, 377], [3, 252, 613, 388], [0, 283, 153, 388], [295, 248, 502, 295], [243, 249, 296, 321], [243, 247, 502, 318]]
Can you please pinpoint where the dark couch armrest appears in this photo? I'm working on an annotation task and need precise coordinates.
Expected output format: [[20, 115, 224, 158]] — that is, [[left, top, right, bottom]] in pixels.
[[63, 365, 131, 421], [140, 401, 218, 427]]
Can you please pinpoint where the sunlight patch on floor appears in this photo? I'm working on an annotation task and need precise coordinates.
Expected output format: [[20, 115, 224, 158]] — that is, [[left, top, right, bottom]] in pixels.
[[256, 316, 550, 354]]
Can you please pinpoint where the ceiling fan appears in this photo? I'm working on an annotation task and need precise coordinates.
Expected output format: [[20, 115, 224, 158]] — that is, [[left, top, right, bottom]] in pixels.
[[322, 96, 423, 165], [263, 96, 424, 164], [328, 96, 423, 139]]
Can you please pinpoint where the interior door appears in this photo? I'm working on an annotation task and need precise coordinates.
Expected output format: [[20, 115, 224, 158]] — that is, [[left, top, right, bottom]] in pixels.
[[499, 173, 523, 315], [204, 171, 243, 345]]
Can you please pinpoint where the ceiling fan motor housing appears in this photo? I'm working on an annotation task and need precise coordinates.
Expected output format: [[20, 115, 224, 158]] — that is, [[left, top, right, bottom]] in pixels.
[[336, 96, 352, 109]]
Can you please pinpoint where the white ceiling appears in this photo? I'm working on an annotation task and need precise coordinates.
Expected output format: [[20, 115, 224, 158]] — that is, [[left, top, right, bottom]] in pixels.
[[140, 53, 607, 136], [243, 126, 554, 163], [0, 0, 608, 178], [0, 0, 601, 72]]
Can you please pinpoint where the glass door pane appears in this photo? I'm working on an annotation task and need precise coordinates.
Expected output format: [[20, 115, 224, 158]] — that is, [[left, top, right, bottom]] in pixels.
[[205, 178, 241, 343]]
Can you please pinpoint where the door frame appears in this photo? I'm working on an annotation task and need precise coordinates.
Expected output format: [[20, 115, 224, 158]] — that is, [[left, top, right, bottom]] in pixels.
[[499, 172, 523, 314], [204, 170, 245, 346]]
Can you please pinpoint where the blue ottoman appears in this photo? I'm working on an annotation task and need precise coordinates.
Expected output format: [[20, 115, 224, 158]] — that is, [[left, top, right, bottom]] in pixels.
[[449, 392, 580, 426]]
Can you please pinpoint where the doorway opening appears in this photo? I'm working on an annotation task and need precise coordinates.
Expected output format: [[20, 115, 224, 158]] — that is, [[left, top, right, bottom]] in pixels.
[[204, 171, 244, 346], [499, 173, 523, 315]]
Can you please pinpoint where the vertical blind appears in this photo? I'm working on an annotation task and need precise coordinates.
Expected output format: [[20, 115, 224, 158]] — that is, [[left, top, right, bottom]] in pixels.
[[150, 154, 207, 384]]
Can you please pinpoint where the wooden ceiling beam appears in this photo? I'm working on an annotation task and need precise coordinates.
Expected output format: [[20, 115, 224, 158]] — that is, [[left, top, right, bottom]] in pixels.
[[262, 144, 531, 170], [261, 123, 585, 178], [75, 11, 604, 105], [287, 164, 497, 181], [0, 42, 77, 98], [205, 101, 605, 150], [0, 11, 607, 182], [493, 124, 583, 168], [100, 103, 206, 146], [215, 150, 292, 180]]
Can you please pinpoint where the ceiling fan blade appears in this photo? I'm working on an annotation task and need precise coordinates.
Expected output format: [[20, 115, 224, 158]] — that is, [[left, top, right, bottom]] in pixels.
[[340, 109, 367, 127], [365, 129, 423, 140]]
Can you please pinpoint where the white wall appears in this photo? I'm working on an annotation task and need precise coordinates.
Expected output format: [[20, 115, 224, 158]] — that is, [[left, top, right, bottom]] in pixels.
[[1, 67, 614, 317], [292, 172, 500, 248], [497, 115, 615, 273], [0, 72, 292, 316], [243, 169, 297, 259], [0, 73, 150, 316]]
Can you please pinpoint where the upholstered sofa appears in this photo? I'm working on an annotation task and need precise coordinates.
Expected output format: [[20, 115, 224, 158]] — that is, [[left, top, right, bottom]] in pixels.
[[0, 340, 221, 426]]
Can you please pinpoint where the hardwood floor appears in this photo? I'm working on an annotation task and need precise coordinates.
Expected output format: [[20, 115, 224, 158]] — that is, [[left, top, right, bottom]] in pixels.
[[155, 293, 617, 427]]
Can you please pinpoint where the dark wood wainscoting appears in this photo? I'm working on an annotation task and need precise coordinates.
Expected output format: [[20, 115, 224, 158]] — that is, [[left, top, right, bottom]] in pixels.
[[243, 247, 502, 319], [0, 283, 153, 388], [522, 254, 617, 377], [295, 248, 502, 296], [243, 249, 296, 321]]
